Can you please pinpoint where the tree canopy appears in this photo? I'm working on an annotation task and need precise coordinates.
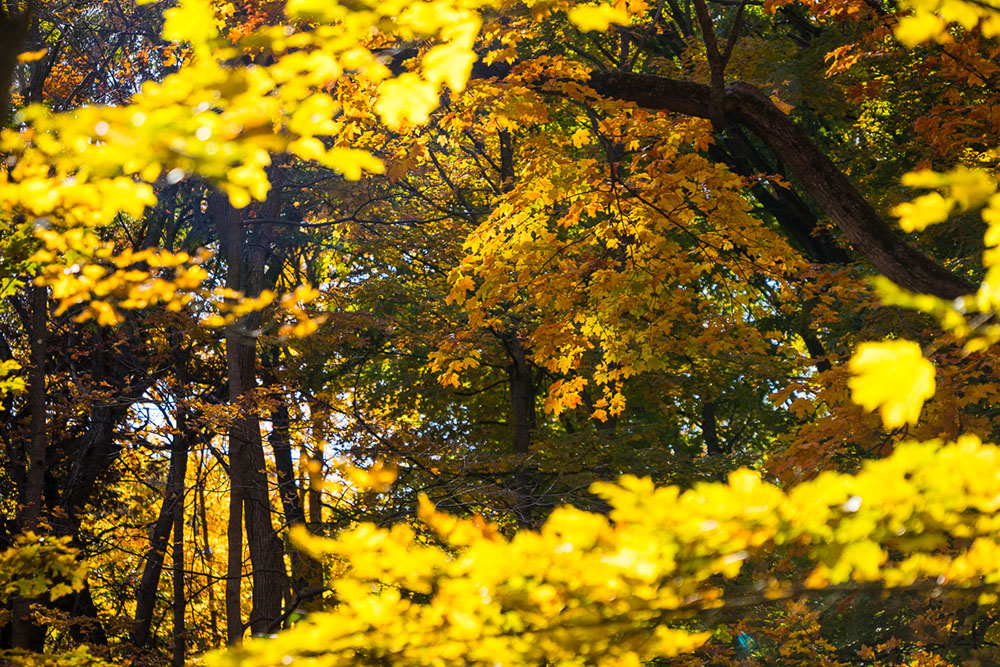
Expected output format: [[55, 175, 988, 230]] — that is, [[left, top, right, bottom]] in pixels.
[[3, 0, 1000, 664]]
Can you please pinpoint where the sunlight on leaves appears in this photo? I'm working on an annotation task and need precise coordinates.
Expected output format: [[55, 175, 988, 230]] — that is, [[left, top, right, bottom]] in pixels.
[[848, 340, 936, 429]]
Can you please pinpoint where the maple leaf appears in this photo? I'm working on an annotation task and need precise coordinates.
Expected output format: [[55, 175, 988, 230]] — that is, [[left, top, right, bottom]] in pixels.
[[848, 339, 936, 429], [570, 128, 591, 147]]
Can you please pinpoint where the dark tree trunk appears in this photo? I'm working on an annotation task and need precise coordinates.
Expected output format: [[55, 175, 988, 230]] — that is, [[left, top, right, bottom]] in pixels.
[[197, 473, 222, 645], [228, 335, 286, 636], [225, 470, 243, 645], [709, 126, 850, 265], [59, 342, 154, 526], [702, 400, 722, 455], [270, 397, 305, 528], [502, 333, 535, 456], [802, 330, 832, 373], [56, 584, 107, 646], [171, 424, 187, 667], [501, 332, 536, 526], [15, 311, 147, 651], [20, 285, 46, 532], [10, 284, 48, 651], [212, 191, 288, 642], [0, 5, 29, 124], [265, 384, 317, 600], [308, 449, 323, 527], [132, 407, 189, 647]]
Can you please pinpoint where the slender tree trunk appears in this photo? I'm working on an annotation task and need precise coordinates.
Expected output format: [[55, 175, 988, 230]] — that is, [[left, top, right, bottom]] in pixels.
[[308, 447, 323, 527], [266, 384, 315, 600], [59, 356, 154, 525], [58, 585, 107, 646], [702, 400, 722, 455], [225, 474, 243, 645], [133, 407, 189, 647], [270, 398, 305, 527], [171, 423, 187, 667], [11, 284, 48, 650], [197, 462, 221, 646], [20, 285, 46, 531], [0, 6, 29, 125], [291, 404, 328, 617], [495, 136, 541, 524], [132, 480, 178, 646], [802, 330, 832, 373]]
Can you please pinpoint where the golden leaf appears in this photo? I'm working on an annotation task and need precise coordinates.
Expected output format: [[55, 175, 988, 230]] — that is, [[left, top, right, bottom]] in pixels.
[[848, 339, 936, 429], [567, 3, 630, 32]]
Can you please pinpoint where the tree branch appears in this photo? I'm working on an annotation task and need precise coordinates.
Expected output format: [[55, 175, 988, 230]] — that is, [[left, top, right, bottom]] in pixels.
[[583, 70, 975, 299]]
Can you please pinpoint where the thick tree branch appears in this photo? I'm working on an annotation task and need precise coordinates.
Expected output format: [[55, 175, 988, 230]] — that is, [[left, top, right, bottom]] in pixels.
[[585, 70, 976, 299]]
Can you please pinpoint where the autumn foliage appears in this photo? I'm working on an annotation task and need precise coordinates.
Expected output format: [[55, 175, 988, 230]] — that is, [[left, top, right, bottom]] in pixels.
[[4, 0, 1000, 665]]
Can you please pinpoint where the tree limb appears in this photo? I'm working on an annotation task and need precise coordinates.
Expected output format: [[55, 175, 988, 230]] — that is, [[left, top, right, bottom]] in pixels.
[[584, 70, 976, 299]]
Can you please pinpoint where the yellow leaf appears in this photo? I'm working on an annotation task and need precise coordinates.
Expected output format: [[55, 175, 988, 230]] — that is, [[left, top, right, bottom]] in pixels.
[[162, 0, 219, 57], [204, 314, 227, 327], [376, 74, 439, 130], [567, 3, 630, 32], [571, 128, 591, 148], [939, 0, 981, 30], [892, 192, 953, 232], [422, 42, 476, 92], [848, 339, 936, 429], [49, 583, 75, 600], [895, 10, 950, 47], [348, 460, 397, 492], [18, 48, 47, 63], [945, 167, 995, 210], [220, 184, 251, 209], [321, 147, 385, 179]]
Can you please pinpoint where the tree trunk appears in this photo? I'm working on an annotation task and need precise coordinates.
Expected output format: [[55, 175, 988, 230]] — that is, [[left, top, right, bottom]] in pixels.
[[269, 397, 304, 528], [502, 333, 535, 456], [308, 448, 323, 528], [501, 332, 536, 526], [132, 413, 189, 647], [225, 470, 243, 645], [702, 400, 722, 455], [172, 422, 187, 667], [11, 284, 48, 650], [0, 7, 29, 125], [197, 469, 222, 646], [20, 285, 46, 531], [266, 384, 317, 601], [212, 192, 288, 641], [709, 125, 849, 265], [59, 347, 154, 526]]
